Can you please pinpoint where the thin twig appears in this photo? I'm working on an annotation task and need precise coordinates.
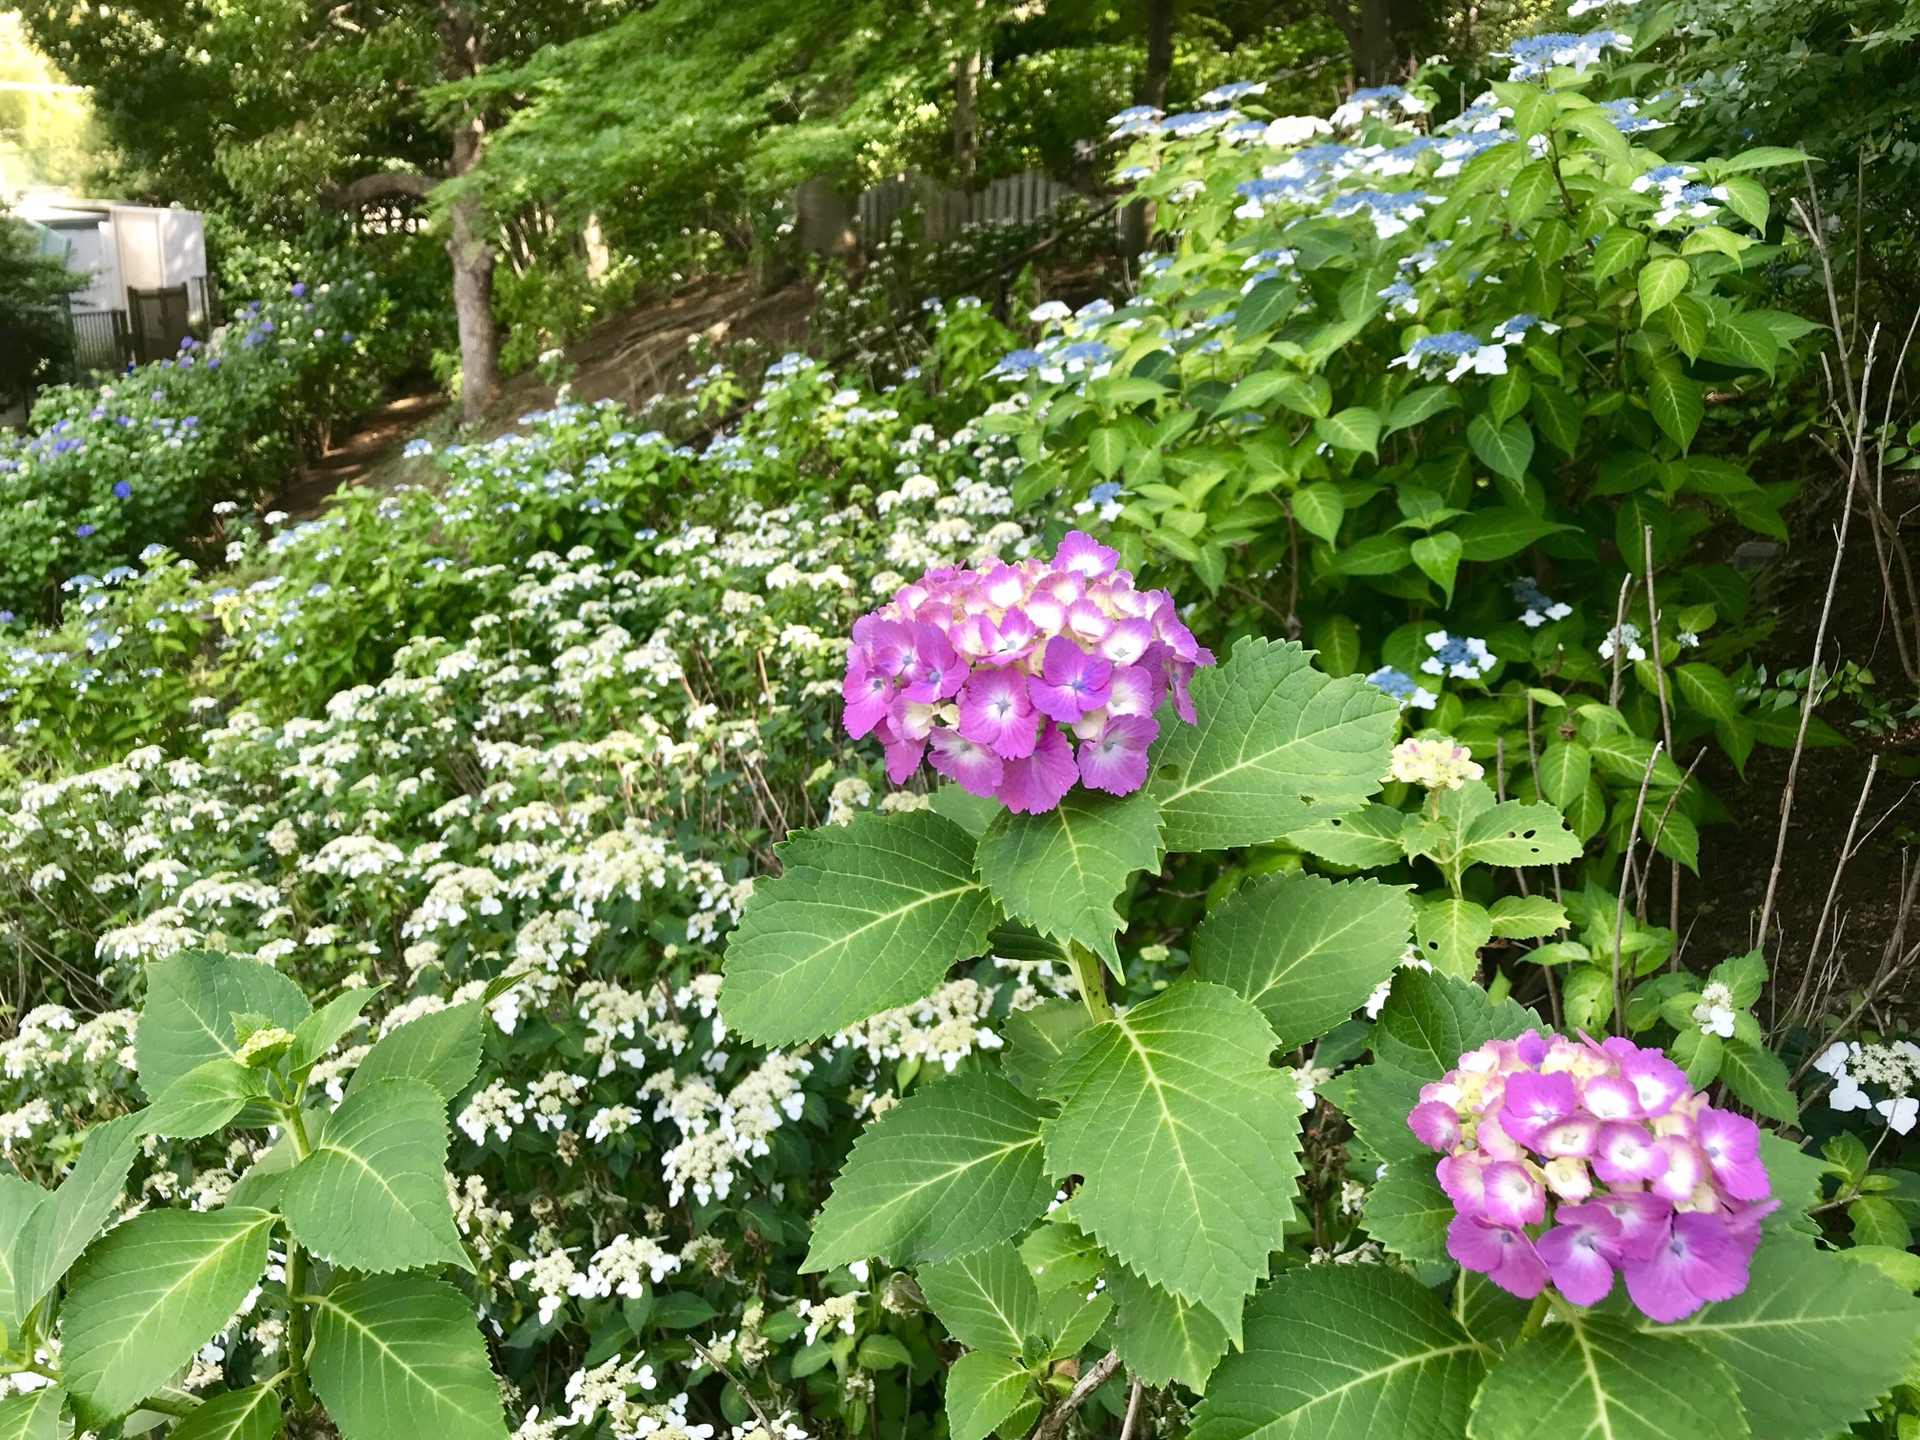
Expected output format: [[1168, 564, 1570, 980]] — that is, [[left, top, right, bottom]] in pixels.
[[1782, 754, 1879, 1033], [1757, 211, 1877, 946], [687, 1338, 773, 1435], [1607, 574, 1636, 710], [1028, 1351, 1123, 1440], [1641, 525, 1681, 936], [1119, 1379, 1145, 1440], [1612, 743, 1663, 1033]]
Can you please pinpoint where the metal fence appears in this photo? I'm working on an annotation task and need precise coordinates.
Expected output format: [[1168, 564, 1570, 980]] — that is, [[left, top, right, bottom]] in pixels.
[[67, 308, 130, 377], [853, 168, 1086, 242]]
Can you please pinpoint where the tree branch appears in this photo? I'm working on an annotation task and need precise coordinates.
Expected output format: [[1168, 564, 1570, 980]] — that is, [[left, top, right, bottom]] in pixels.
[[319, 171, 439, 210], [1029, 1350, 1122, 1440]]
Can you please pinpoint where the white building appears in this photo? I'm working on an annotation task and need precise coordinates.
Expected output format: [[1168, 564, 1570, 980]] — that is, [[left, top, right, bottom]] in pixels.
[[12, 195, 212, 366]]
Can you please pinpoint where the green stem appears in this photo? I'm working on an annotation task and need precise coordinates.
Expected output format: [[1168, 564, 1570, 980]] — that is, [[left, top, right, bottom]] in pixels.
[[281, 1103, 318, 1414], [131, 1392, 196, 1419], [1067, 942, 1114, 1022], [1515, 1290, 1553, 1345]]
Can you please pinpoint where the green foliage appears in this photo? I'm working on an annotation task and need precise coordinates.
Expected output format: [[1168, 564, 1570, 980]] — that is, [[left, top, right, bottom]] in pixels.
[[1189, 870, 1409, 1049], [804, 1073, 1052, 1272], [1042, 981, 1303, 1327], [0, 950, 500, 1437], [0, 216, 81, 400], [62, 1208, 277, 1424], [721, 809, 998, 1044], [0, 273, 388, 620], [1190, 1267, 1486, 1440], [975, 789, 1163, 967], [1468, 1312, 1745, 1440]]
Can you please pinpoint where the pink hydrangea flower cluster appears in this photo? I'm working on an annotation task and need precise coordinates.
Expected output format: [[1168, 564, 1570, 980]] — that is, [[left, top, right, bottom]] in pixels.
[[1407, 1030, 1775, 1322], [842, 532, 1213, 813]]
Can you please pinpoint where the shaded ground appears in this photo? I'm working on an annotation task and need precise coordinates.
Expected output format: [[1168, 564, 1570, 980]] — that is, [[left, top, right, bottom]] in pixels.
[[1678, 462, 1920, 1034], [271, 272, 816, 520]]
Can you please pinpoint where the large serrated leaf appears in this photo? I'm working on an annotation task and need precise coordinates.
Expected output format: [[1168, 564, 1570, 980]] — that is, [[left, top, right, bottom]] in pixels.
[[1361, 1165, 1453, 1264], [918, 1244, 1042, 1356], [0, 1388, 61, 1440], [1667, 1240, 1920, 1440], [1106, 1263, 1234, 1393], [1000, 1002, 1092, 1098], [1468, 1312, 1745, 1440], [1149, 637, 1397, 851], [805, 1072, 1051, 1272], [0, 1176, 46, 1334], [1191, 871, 1410, 1050], [1459, 800, 1584, 867], [348, 1001, 485, 1103], [1371, 968, 1537, 1079], [1190, 1266, 1485, 1440], [1042, 981, 1302, 1324], [8, 1111, 142, 1336], [1288, 802, 1407, 867], [309, 1276, 507, 1440], [167, 1384, 283, 1440], [142, 1059, 263, 1140], [976, 789, 1162, 967], [63, 1208, 276, 1425], [281, 1079, 469, 1273], [1413, 897, 1492, 978], [135, 950, 310, 1101], [944, 1352, 1031, 1440], [720, 810, 997, 1044]]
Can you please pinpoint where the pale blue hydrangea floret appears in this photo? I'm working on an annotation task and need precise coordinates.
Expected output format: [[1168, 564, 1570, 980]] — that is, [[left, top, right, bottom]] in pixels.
[[1378, 279, 1418, 316], [1365, 665, 1438, 710], [1161, 109, 1239, 138], [1088, 481, 1124, 504], [1599, 98, 1667, 134], [1391, 331, 1510, 381], [402, 438, 434, 458], [1505, 30, 1633, 80], [1513, 577, 1573, 627], [1201, 80, 1267, 104], [1323, 189, 1437, 238], [990, 349, 1047, 379], [1422, 630, 1496, 679]]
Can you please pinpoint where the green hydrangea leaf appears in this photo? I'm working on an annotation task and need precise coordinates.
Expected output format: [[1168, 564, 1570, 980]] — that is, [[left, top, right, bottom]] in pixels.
[[290, 984, 380, 1070], [166, 1384, 283, 1440], [281, 1078, 470, 1273], [804, 1071, 1051, 1273], [1000, 1001, 1092, 1099], [917, 1243, 1041, 1357], [63, 1207, 276, 1425], [721, 810, 997, 1044], [975, 789, 1163, 967], [1042, 980, 1303, 1324], [1191, 871, 1410, 1049], [1148, 637, 1397, 852], [135, 950, 310, 1101], [1487, 895, 1567, 940], [1413, 897, 1492, 978], [1287, 802, 1408, 868], [1190, 1266, 1485, 1440], [1458, 800, 1584, 868], [1370, 968, 1537, 1079], [9, 1112, 143, 1336], [0, 1175, 48, 1337], [309, 1276, 508, 1440], [1667, 1240, 1920, 1440], [1717, 1037, 1798, 1123], [348, 1000, 485, 1104], [944, 1351, 1031, 1440], [141, 1059, 263, 1140], [1339, 1060, 1430, 1165], [1106, 1262, 1235, 1393], [1361, 1163, 1453, 1265], [1469, 1312, 1745, 1440], [0, 1387, 62, 1440]]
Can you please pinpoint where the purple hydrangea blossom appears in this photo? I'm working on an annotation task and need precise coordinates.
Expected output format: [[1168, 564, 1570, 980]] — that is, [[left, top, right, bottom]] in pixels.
[[841, 532, 1213, 813], [1410, 1030, 1776, 1321]]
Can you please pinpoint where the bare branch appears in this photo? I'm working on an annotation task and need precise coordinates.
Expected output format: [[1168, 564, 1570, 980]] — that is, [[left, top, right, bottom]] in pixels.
[[319, 171, 439, 210], [1029, 1351, 1123, 1440]]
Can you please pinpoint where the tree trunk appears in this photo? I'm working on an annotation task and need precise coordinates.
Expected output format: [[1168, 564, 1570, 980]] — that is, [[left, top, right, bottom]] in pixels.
[[1142, 0, 1175, 108], [952, 48, 982, 183], [1326, 0, 1398, 87], [446, 110, 497, 427]]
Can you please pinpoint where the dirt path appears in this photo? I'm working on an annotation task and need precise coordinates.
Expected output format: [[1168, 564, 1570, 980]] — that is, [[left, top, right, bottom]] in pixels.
[[271, 392, 445, 520], [269, 272, 815, 520]]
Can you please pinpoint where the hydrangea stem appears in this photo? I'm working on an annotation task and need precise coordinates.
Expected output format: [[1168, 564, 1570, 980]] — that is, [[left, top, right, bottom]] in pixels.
[[1067, 942, 1114, 1022], [283, 1101, 318, 1414], [1515, 1289, 1553, 1345]]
